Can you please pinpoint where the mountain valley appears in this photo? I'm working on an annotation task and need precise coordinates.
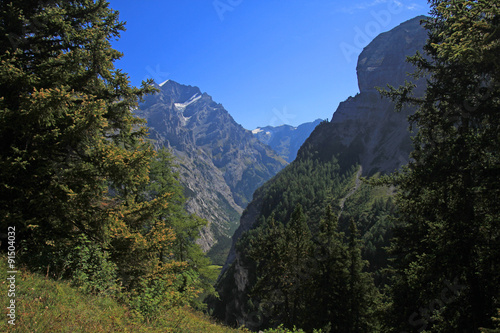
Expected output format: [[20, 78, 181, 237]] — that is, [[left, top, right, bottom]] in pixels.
[[211, 15, 429, 329]]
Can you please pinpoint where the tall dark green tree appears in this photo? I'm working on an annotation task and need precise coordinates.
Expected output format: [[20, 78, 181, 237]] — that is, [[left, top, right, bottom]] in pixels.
[[0, 0, 187, 303], [248, 204, 380, 332], [248, 215, 288, 327], [309, 205, 349, 331], [282, 204, 313, 328], [380, 1, 500, 331], [345, 219, 379, 333], [248, 205, 314, 330], [147, 149, 207, 262]]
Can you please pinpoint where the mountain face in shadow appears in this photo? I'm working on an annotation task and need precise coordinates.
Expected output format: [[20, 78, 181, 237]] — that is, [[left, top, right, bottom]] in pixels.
[[300, 14, 428, 177]]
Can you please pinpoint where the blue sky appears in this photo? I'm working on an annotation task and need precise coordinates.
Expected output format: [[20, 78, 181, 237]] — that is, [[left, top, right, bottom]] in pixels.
[[108, 0, 430, 130]]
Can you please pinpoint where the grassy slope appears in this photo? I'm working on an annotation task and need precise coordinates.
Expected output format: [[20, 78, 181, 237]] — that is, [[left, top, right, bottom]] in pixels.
[[0, 256, 246, 333]]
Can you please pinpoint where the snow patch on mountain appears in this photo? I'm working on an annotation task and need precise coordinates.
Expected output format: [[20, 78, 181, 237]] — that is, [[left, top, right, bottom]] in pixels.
[[174, 93, 202, 112]]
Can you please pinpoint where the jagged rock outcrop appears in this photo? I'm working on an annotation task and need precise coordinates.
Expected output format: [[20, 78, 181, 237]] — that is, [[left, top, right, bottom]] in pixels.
[[135, 80, 287, 260], [252, 119, 323, 162], [213, 15, 429, 327]]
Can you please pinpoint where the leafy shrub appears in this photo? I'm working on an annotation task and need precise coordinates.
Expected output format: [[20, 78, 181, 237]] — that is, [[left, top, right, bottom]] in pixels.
[[128, 262, 202, 321], [64, 234, 119, 295]]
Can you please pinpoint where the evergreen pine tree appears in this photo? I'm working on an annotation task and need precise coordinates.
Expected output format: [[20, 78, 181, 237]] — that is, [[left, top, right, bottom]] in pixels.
[[248, 215, 288, 327], [379, 1, 500, 331], [346, 219, 378, 333], [248, 205, 314, 330], [0, 1, 188, 310], [309, 205, 349, 331], [282, 204, 313, 328]]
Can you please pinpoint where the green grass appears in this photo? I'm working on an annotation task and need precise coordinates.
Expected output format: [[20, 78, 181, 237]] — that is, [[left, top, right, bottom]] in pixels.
[[0, 256, 247, 332]]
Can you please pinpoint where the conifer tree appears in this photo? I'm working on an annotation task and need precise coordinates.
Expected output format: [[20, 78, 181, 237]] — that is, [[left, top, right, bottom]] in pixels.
[[282, 204, 313, 328], [145, 148, 217, 306], [248, 206, 314, 330], [309, 205, 349, 331], [0, 0, 183, 303], [380, 1, 500, 331], [248, 215, 288, 327], [345, 219, 378, 333]]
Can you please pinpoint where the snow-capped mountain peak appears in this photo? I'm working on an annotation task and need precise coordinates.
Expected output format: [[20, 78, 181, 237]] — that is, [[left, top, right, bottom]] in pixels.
[[159, 79, 170, 87]]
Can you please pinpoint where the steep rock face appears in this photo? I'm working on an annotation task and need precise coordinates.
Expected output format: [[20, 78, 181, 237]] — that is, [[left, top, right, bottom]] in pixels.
[[136, 80, 287, 257], [357, 15, 428, 93], [252, 119, 323, 162], [300, 90, 413, 176], [300, 15, 428, 176], [214, 16, 428, 326]]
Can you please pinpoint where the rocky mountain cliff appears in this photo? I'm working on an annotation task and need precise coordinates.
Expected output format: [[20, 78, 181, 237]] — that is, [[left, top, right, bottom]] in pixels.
[[252, 119, 323, 162], [135, 80, 287, 263], [213, 16, 429, 327], [299, 15, 428, 177]]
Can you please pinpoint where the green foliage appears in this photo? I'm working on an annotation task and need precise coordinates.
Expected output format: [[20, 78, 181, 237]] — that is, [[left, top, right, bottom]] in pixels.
[[215, 150, 390, 332], [379, 1, 500, 331], [0, 257, 246, 332], [248, 205, 315, 329], [64, 234, 119, 295], [247, 215, 289, 327], [243, 203, 380, 332], [145, 148, 218, 308], [127, 263, 198, 321], [207, 235, 233, 266], [0, 0, 159, 281], [0, 0, 217, 326], [345, 219, 380, 333], [340, 181, 398, 285], [308, 205, 348, 331], [146, 149, 208, 263], [255, 154, 356, 229]]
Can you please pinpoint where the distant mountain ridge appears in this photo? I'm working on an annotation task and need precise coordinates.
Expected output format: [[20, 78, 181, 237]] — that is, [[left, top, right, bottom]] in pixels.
[[252, 119, 323, 162], [135, 80, 287, 262]]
